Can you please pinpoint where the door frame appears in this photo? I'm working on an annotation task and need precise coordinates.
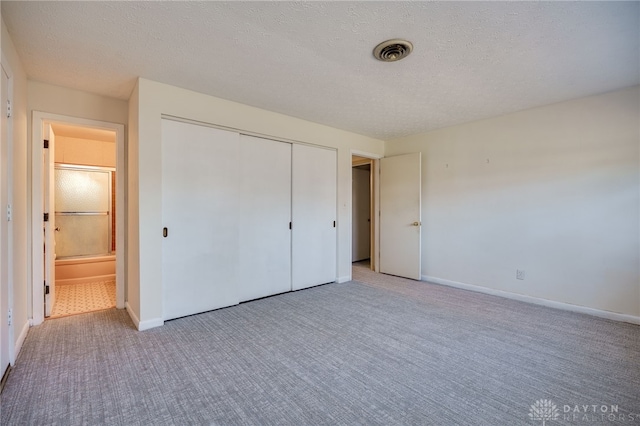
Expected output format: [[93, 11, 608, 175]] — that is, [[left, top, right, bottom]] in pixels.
[[351, 162, 371, 263], [31, 112, 125, 325], [351, 150, 381, 273], [1, 57, 14, 373]]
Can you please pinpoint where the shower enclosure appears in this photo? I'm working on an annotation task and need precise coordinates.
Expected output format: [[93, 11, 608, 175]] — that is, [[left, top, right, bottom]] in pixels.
[[55, 165, 114, 259]]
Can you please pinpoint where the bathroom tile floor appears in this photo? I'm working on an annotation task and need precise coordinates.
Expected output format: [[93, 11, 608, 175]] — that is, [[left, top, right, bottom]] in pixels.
[[50, 280, 116, 318]]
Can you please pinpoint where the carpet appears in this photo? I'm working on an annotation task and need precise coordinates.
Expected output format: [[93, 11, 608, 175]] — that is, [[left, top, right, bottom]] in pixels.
[[1, 266, 639, 425]]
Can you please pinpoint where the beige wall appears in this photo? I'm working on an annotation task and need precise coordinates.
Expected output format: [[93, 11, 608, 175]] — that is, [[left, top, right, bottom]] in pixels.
[[27, 80, 128, 322], [386, 86, 640, 317], [54, 136, 116, 168], [2, 18, 30, 361], [27, 81, 128, 125], [128, 78, 384, 329]]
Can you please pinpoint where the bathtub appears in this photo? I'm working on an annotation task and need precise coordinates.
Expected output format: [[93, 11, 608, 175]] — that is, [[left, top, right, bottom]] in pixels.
[[55, 254, 116, 285]]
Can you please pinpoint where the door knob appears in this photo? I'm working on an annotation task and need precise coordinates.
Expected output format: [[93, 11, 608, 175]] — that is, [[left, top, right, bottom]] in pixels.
[[412, 221, 421, 226]]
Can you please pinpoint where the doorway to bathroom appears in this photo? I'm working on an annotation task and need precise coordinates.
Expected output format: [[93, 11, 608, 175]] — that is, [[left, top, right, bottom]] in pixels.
[[49, 124, 116, 318], [32, 113, 125, 324]]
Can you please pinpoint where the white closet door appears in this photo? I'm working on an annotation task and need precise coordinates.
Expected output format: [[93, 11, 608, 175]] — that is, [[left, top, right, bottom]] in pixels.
[[292, 144, 337, 290], [238, 135, 291, 302], [161, 119, 240, 320]]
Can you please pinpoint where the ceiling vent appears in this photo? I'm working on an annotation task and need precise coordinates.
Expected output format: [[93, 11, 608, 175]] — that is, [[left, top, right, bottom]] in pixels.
[[373, 39, 413, 62]]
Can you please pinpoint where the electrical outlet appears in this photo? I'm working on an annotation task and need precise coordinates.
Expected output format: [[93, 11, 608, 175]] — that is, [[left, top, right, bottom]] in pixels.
[[516, 269, 525, 280]]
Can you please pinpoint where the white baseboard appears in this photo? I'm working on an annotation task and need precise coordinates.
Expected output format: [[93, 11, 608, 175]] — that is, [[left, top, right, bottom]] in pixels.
[[125, 302, 163, 331], [56, 274, 115, 286], [423, 275, 640, 326], [138, 317, 164, 331], [337, 275, 351, 284], [12, 321, 30, 365]]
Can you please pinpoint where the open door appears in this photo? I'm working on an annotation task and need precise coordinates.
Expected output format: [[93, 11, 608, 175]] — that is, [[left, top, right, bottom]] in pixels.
[[43, 125, 55, 317], [379, 152, 422, 280]]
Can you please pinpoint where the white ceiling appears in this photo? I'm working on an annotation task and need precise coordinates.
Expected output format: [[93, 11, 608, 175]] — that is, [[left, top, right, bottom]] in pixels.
[[50, 123, 116, 143], [2, 1, 638, 140]]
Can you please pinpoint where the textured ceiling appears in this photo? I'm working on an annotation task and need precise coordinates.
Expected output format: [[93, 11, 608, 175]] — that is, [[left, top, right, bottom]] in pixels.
[[2, 1, 638, 140]]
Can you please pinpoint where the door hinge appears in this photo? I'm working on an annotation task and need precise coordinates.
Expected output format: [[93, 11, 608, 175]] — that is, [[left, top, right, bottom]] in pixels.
[[6, 204, 11, 222], [43, 139, 49, 149], [7, 309, 12, 326], [43, 212, 49, 222], [45, 284, 50, 295], [333, 220, 336, 228], [6, 99, 11, 118]]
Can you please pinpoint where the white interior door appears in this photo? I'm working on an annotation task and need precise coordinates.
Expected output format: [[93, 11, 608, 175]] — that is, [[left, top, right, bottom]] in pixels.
[[292, 144, 337, 290], [380, 152, 422, 280], [44, 125, 56, 316], [238, 135, 291, 302], [352, 166, 371, 262], [161, 119, 240, 320], [0, 65, 10, 377]]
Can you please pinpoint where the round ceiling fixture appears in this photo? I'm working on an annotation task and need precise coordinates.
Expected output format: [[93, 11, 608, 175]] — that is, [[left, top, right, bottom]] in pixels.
[[373, 39, 413, 62]]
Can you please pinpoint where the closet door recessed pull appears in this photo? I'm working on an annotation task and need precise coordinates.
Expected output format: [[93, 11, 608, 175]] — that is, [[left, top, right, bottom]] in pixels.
[[163, 227, 168, 238]]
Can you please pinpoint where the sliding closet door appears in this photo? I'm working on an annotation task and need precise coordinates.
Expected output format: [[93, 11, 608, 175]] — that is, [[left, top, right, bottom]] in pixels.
[[161, 119, 240, 321], [292, 144, 337, 290], [238, 135, 291, 302]]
